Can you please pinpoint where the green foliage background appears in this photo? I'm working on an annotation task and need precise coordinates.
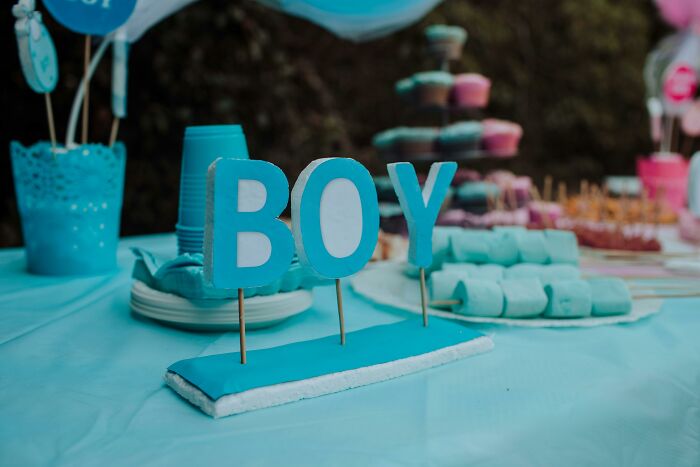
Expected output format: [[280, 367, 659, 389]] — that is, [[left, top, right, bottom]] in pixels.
[[1, 0, 667, 246]]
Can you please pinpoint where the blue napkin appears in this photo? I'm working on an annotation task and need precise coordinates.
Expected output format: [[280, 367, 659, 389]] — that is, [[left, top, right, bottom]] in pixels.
[[131, 248, 330, 300]]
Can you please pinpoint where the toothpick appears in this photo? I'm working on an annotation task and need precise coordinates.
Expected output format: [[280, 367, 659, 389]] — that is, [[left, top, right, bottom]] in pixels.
[[81, 35, 92, 145], [335, 279, 346, 345], [109, 118, 120, 147], [419, 267, 429, 327], [529, 186, 551, 228], [557, 181, 567, 205], [44, 93, 57, 154], [544, 175, 553, 202], [238, 288, 246, 364], [600, 184, 608, 223], [506, 182, 517, 211]]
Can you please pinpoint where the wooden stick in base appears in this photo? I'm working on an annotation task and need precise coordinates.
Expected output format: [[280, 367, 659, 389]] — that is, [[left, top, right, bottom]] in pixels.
[[238, 288, 246, 364], [335, 279, 346, 345], [44, 93, 57, 153], [81, 35, 92, 145], [419, 267, 429, 327], [109, 118, 120, 147]]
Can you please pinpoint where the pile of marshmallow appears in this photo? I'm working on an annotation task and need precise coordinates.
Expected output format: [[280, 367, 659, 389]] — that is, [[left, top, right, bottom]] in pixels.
[[408, 227, 633, 319]]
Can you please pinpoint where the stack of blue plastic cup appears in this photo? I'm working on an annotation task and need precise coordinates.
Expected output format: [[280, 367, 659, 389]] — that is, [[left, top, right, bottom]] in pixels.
[[176, 125, 249, 255]]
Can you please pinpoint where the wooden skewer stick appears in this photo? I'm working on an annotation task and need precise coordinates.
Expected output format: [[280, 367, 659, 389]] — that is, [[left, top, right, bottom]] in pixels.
[[430, 299, 461, 307], [419, 267, 429, 327], [335, 279, 346, 345], [430, 291, 700, 308], [109, 118, 120, 147], [44, 93, 57, 153], [238, 288, 246, 364], [81, 35, 92, 145]]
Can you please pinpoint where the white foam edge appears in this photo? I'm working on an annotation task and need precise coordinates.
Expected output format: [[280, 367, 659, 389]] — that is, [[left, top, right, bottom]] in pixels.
[[164, 335, 494, 418]]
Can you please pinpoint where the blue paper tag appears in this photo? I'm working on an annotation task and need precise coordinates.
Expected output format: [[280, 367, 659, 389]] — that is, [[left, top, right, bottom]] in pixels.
[[13, 1, 59, 93], [43, 0, 137, 36]]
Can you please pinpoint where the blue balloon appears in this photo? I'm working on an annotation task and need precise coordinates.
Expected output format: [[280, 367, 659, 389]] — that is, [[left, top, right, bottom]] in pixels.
[[203, 158, 295, 290], [388, 162, 456, 268], [43, 0, 137, 36]]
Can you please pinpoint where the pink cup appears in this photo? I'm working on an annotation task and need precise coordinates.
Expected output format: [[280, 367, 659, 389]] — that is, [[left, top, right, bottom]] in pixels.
[[636, 153, 689, 212]]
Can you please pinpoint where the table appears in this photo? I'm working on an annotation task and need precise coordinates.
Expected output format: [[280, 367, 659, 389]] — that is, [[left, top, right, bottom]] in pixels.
[[1, 234, 699, 466]]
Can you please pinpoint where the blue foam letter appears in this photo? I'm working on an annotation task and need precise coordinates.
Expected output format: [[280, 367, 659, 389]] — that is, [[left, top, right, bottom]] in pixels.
[[204, 158, 294, 289], [291, 158, 379, 279], [388, 162, 457, 267]]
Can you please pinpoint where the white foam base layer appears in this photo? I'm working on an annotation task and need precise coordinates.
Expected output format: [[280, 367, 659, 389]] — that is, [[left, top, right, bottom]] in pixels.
[[165, 335, 493, 418]]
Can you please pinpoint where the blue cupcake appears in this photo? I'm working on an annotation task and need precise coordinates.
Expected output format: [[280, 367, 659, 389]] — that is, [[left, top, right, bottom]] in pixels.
[[438, 121, 483, 155], [412, 71, 454, 108], [394, 127, 439, 159], [424, 25, 467, 60], [372, 128, 398, 159]]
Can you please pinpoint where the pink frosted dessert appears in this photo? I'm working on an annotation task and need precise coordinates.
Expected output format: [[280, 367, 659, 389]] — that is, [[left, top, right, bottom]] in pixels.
[[528, 201, 562, 226], [482, 119, 523, 157], [451, 74, 491, 109]]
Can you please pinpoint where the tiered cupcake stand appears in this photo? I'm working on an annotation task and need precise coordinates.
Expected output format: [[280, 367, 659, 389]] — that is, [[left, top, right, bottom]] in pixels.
[[373, 25, 522, 163]]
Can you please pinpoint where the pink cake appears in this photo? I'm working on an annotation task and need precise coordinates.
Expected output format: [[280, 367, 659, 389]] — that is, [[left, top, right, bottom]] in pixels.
[[451, 74, 491, 109], [482, 119, 522, 157]]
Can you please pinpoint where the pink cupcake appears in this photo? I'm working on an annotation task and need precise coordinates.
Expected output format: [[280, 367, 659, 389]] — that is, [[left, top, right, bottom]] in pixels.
[[482, 119, 523, 157], [451, 74, 491, 109]]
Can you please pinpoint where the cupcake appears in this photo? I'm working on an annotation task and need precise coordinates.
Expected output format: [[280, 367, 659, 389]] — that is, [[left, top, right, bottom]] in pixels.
[[425, 25, 467, 61], [372, 129, 398, 159], [455, 181, 501, 214], [482, 119, 523, 157], [452, 168, 481, 186], [394, 127, 438, 159], [373, 176, 398, 203], [528, 201, 562, 227], [395, 78, 415, 103], [451, 74, 491, 109], [438, 121, 483, 157], [412, 71, 454, 108]]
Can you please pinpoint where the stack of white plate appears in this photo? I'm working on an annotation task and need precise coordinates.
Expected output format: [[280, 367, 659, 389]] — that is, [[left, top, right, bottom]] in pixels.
[[130, 280, 313, 331]]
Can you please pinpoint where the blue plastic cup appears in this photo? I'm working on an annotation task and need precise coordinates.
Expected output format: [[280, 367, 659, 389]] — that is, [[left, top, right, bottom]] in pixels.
[[10, 141, 127, 275], [177, 125, 249, 254]]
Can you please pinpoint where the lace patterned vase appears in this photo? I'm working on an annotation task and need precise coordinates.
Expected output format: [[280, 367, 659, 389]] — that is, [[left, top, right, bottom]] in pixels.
[[10, 141, 127, 275]]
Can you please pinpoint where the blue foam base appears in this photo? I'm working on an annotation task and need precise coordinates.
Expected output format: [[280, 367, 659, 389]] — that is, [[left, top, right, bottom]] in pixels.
[[168, 318, 487, 401]]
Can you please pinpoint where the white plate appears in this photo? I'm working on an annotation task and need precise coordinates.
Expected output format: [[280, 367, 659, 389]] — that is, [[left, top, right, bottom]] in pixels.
[[351, 262, 662, 328], [130, 280, 313, 331]]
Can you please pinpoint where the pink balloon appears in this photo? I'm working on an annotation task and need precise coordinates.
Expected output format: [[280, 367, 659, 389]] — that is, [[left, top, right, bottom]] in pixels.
[[655, 0, 700, 29]]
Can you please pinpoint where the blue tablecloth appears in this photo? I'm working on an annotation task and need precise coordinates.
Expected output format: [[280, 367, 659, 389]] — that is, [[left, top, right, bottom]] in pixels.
[[1, 234, 699, 466]]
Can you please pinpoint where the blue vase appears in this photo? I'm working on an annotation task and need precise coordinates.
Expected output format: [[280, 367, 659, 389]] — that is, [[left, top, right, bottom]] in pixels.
[[10, 141, 127, 275]]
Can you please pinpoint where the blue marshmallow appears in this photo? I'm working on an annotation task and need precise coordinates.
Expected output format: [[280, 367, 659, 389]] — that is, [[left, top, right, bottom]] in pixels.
[[451, 279, 504, 317], [588, 277, 633, 316], [501, 278, 548, 318], [543, 280, 592, 318], [517, 230, 549, 264], [545, 229, 579, 265]]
